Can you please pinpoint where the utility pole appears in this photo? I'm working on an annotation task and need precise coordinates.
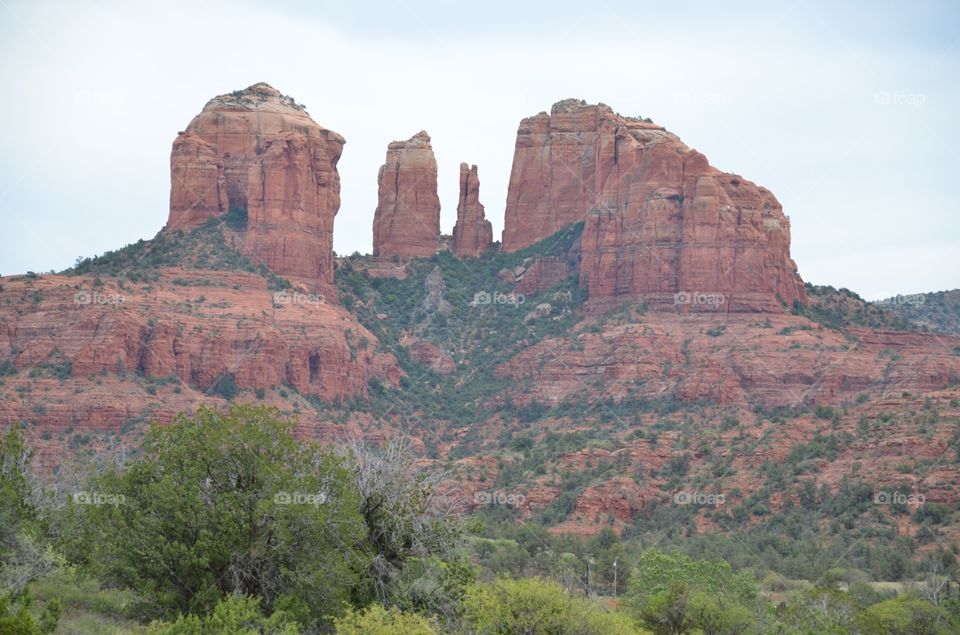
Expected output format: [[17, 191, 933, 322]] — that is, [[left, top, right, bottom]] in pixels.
[[613, 558, 618, 597]]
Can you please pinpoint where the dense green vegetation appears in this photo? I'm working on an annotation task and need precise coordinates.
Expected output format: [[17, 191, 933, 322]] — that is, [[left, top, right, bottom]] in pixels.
[[333, 223, 587, 428], [878, 288, 960, 335], [794, 283, 917, 331], [67, 215, 290, 290], [60, 406, 365, 625], [1, 428, 62, 634], [3, 409, 959, 633]]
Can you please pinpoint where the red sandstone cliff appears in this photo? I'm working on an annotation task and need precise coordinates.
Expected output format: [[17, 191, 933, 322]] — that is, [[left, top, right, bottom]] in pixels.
[[168, 133, 227, 229], [372, 131, 441, 258], [452, 163, 493, 258], [502, 99, 805, 311], [167, 83, 344, 287], [0, 270, 401, 462]]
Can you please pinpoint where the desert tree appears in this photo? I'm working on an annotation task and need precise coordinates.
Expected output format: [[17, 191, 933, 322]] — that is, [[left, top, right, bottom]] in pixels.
[[345, 436, 469, 617]]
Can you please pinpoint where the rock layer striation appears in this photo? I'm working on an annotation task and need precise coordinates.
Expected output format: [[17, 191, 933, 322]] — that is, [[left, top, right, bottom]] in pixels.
[[452, 163, 493, 258], [372, 131, 441, 258], [502, 99, 805, 311]]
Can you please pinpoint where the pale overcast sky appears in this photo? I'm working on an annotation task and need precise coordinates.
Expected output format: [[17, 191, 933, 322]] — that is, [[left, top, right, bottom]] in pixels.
[[0, 0, 957, 299]]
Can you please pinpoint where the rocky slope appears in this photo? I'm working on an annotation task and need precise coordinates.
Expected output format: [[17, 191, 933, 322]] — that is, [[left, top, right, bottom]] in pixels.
[[502, 99, 805, 312], [876, 288, 960, 335], [0, 269, 400, 467], [334, 245, 960, 541], [452, 163, 493, 258], [167, 82, 344, 289], [372, 131, 441, 258], [495, 309, 960, 410]]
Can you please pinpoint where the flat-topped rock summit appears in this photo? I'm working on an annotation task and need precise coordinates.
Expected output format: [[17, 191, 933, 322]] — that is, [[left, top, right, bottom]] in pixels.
[[502, 99, 806, 311]]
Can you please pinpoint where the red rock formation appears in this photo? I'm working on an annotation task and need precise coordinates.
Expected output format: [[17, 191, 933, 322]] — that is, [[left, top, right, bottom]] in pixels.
[[372, 131, 441, 258], [245, 132, 339, 287], [400, 335, 455, 374], [514, 256, 577, 295], [0, 271, 401, 450], [502, 100, 613, 252], [168, 133, 227, 228], [166, 83, 344, 287], [452, 163, 493, 258], [495, 312, 960, 410], [502, 99, 805, 312]]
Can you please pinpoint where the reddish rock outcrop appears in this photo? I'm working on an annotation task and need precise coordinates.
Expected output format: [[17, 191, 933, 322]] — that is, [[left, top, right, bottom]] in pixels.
[[372, 131, 441, 258], [166, 83, 344, 287], [452, 163, 493, 258], [514, 257, 577, 295], [245, 131, 339, 288], [400, 335, 455, 374], [168, 133, 227, 228], [0, 271, 399, 396], [502, 99, 805, 312], [0, 271, 401, 459], [495, 312, 960, 410]]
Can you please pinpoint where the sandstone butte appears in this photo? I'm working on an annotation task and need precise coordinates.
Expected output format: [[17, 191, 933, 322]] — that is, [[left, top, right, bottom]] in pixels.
[[166, 82, 344, 289], [501, 99, 806, 312], [452, 163, 493, 258], [372, 131, 442, 258]]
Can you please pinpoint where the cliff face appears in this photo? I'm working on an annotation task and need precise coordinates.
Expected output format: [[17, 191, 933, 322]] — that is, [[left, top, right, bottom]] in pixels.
[[494, 312, 960, 409], [502, 99, 806, 311], [452, 163, 493, 258], [168, 133, 227, 229], [0, 269, 401, 468], [167, 83, 344, 287], [244, 131, 339, 290], [372, 131, 441, 258], [502, 100, 619, 252]]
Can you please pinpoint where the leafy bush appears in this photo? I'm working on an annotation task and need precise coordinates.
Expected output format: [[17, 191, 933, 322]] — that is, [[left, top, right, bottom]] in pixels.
[[146, 594, 299, 634], [210, 373, 238, 400], [64, 406, 365, 629], [334, 604, 437, 635], [462, 577, 647, 634], [626, 549, 757, 609]]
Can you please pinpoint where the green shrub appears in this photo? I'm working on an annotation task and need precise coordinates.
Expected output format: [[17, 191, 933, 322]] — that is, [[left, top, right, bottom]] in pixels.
[[333, 604, 436, 635], [210, 373, 238, 400], [463, 577, 647, 634], [147, 594, 299, 634], [64, 406, 365, 629]]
